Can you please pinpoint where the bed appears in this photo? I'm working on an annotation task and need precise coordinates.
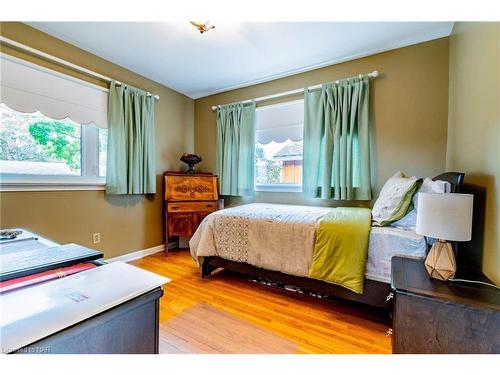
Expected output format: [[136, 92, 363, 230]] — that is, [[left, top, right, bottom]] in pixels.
[[190, 173, 464, 309]]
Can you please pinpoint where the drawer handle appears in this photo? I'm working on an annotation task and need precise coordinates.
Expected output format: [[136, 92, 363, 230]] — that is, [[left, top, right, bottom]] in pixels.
[[386, 328, 393, 337], [206, 204, 214, 208], [171, 206, 180, 210], [386, 292, 394, 301]]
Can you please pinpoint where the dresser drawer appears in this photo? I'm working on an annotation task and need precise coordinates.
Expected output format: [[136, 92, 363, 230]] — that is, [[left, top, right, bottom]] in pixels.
[[167, 209, 216, 238], [167, 213, 193, 237], [167, 201, 217, 213], [165, 175, 218, 201]]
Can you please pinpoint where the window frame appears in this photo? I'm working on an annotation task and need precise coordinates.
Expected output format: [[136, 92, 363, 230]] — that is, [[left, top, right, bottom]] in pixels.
[[0, 114, 106, 192], [254, 99, 304, 193], [254, 183, 302, 193]]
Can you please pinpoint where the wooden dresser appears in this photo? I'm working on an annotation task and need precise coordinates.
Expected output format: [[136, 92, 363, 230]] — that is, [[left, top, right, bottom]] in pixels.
[[163, 172, 218, 250], [390, 256, 500, 353]]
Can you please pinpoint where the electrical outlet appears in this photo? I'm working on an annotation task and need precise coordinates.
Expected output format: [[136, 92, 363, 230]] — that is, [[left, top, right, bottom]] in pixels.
[[92, 232, 101, 244]]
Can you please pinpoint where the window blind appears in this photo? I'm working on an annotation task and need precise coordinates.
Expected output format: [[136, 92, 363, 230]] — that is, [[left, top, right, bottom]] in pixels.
[[255, 100, 303, 144], [0, 53, 108, 128]]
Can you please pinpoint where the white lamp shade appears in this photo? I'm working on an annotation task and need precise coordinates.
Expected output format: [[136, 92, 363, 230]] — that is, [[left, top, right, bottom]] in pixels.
[[416, 193, 473, 241]]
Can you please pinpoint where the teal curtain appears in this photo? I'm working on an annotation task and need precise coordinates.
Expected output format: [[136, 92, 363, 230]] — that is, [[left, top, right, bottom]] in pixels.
[[216, 102, 256, 196], [106, 81, 156, 194], [303, 76, 371, 200]]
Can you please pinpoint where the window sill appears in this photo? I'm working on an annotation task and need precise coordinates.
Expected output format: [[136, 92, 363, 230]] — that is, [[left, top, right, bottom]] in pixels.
[[0, 181, 106, 192], [254, 183, 302, 193]]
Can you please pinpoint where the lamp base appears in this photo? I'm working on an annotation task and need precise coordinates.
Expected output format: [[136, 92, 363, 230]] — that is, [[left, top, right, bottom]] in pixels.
[[424, 240, 456, 281]]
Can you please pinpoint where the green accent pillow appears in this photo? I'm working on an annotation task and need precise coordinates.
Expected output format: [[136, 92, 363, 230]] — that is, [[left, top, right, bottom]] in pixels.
[[372, 172, 422, 226]]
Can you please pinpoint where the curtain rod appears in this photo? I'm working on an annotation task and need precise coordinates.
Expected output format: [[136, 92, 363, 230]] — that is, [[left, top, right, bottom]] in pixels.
[[0, 36, 160, 101], [211, 70, 379, 111]]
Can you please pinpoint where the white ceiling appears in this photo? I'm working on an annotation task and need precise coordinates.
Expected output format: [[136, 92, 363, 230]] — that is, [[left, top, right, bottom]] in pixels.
[[28, 22, 454, 99]]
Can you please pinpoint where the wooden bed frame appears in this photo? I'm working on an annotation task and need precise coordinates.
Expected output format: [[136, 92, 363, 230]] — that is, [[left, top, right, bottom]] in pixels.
[[201, 172, 465, 310]]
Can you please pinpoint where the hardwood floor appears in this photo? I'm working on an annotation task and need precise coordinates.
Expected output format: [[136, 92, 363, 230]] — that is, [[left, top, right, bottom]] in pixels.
[[131, 249, 392, 354], [159, 303, 299, 353]]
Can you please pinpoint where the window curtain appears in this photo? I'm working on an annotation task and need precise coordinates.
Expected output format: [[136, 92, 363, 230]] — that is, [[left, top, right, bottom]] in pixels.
[[303, 76, 371, 200], [216, 102, 256, 196], [106, 81, 156, 194]]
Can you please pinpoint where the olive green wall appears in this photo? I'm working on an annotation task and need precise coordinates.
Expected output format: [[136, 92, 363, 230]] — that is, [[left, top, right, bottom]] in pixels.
[[447, 22, 500, 284], [0, 22, 194, 259], [194, 38, 450, 207]]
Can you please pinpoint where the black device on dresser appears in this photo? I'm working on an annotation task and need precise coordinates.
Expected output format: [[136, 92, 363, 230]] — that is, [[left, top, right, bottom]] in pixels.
[[390, 256, 500, 354]]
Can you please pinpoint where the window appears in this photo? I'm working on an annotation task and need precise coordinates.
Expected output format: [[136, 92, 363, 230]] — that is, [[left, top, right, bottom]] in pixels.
[[0, 54, 108, 190], [0, 104, 108, 185], [255, 100, 303, 192], [1, 104, 82, 176]]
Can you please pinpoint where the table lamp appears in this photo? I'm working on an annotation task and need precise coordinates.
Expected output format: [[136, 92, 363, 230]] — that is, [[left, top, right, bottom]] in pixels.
[[416, 193, 474, 281]]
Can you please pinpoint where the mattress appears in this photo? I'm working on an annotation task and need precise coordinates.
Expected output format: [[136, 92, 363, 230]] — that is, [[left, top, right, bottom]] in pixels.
[[365, 226, 427, 283]]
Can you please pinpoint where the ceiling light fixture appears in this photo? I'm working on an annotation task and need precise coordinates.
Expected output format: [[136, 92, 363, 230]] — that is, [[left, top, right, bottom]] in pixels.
[[190, 21, 215, 34]]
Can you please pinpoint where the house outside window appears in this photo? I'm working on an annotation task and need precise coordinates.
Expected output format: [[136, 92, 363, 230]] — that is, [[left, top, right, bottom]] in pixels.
[[254, 100, 303, 192], [272, 141, 303, 184]]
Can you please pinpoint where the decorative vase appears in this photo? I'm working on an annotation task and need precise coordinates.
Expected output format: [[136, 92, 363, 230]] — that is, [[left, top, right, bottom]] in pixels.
[[180, 153, 202, 174]]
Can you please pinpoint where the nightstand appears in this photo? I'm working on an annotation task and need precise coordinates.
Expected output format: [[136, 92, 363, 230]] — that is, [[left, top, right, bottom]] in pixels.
[[390, 256, 500, 354]]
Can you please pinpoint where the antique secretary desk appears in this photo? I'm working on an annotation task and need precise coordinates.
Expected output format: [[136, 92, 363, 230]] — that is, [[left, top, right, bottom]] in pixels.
[[163, 172, 219, 251]]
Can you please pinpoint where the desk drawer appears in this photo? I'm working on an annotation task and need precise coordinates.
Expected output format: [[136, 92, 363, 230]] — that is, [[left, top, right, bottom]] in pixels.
[[165, 175, 218, 201], [167, 201, 217, 213]]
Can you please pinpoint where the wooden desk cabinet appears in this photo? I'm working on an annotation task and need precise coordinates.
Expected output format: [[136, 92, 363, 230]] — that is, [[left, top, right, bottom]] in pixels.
[[16, 287, 163, 354], [390, 256, 500, 354], [163, 172, 218, 250], [3, 232, 165, 354]]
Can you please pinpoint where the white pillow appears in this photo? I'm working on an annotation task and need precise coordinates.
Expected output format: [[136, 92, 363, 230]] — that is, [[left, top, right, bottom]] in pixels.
[[372, 172, 421, 226], [391, 177, 451, 230]]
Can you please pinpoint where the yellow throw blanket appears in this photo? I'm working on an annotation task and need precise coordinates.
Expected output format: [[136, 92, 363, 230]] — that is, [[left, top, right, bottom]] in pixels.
[[309, 207, 372, 294]]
